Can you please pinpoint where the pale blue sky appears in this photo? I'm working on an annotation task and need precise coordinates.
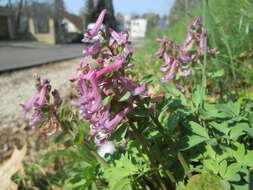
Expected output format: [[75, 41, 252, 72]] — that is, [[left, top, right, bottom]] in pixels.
[[65, 0, 175, 15]]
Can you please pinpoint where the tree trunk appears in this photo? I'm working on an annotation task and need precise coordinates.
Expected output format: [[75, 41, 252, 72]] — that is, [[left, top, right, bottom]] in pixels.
[[16, 0, 24, 34]]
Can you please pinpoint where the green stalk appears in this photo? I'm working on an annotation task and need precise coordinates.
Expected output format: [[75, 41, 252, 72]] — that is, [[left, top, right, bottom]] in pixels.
[[132, 123, 176, 184], [150, 116, 192, 179], [185, 0, 189, 16], [130, 122, 171, 190], [83, 141, 111, 168], [201, 0, 208, 107]]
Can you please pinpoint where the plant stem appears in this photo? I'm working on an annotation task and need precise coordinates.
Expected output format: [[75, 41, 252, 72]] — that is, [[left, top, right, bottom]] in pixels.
[[150, 116, 192, 179], [129, 122, 170, 190], [83, 141, 111, 168], [201, 0, 208, 108]]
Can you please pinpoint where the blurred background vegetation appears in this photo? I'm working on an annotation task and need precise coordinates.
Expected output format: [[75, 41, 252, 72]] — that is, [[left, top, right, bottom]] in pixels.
[[134, 0, 253, 102]]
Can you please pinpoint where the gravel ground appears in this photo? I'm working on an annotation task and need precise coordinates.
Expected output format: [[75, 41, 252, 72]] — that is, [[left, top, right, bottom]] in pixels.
[[0, 58, 80, 131]]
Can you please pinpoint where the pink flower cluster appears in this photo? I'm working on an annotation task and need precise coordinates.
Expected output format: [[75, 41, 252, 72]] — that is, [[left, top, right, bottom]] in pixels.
[[156, 17, 211, 94], [71, 9, 147, 146], [20, 77, 61, 132]]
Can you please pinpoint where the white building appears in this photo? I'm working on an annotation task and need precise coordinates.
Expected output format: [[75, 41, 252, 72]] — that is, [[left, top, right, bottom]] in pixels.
[[123, 15, 132, 32], [61, 12, 83, 42], [62, 12, 83, 34], [130, 19, 147, 38]]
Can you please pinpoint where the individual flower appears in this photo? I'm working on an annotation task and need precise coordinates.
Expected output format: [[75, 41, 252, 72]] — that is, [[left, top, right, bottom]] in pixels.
[[82, 9, 108, 43]]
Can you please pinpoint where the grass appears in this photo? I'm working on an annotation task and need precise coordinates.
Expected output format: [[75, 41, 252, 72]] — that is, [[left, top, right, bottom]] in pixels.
[[133, 0, 253, 101]]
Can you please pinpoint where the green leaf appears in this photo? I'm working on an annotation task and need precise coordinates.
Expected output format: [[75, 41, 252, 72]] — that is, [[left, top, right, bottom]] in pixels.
[[209, 69, 224, 78], [189, 121, 209, 138], [248, 112, 253, 127], [231, 184, 249, 190], [201, 102, 240, 120], [192, 85, 203, 111], [219, 160, 227, 177], [102, 95, 114, 105], [224, 163, 241, 181], [230, 142, 245, 163], [185, 172, 224, 190], [243, 150, 253, 167], [90, 182, 98, 190], [203, 159, 220, 174], [205, 145, 216, 159], [103, 154, 138, 188], [88, 59, 100, 69], [74, 131, 85, 144], [179, 135, 208, 151], [64, 179, 87, 189], [158, 106, 169, 124], [227, 101, 240, 116], [209, 122, 230, 135], [220, 180, 231, 190], [113, 177, 132, 190], [54, 132, 70, 144], [119, 91, 131, 102], [229, 122, 252, 140]]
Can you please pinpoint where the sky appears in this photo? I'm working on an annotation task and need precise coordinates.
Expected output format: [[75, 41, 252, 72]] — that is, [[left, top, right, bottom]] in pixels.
[[65, 0, 175, 16]]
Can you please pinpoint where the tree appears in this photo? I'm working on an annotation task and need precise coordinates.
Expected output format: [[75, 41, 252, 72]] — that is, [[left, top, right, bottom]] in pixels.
[[2, 0, 25, 35], [53, 0, 65, 42], [142, 12, 160, 29], [84, 0, 94, 27], [54, 0, 65, 25], [168, 0, 201, 25], [91, 0, 117, 29]]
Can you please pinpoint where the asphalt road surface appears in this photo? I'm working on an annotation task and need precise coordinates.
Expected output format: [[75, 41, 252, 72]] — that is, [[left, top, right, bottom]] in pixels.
[[0, 43, 83, 71]]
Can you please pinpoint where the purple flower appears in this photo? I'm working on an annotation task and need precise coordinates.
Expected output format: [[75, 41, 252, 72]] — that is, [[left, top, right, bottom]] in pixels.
[[105, 107, 131, 132], [182, 32, 194, 52], [96, 54, 126, 79], [71, 9, 147, 146], [182, 68, 192, 77], [192, 16, 201, 26], [110, 29, 130, 45], [155, 38, 169, 57], [156, 16, 213, 95], [21, 79, 48, 127], [83, 41, 101, 55], [82, 9, 108, 43], [179, 50, 194, 62], [161, 60, 178, 83], [21, 78, 61, 131], [20, 92, 38, 113], [35, 86, 47, 107], [120, 139, 127, 148], [52, 89, 62, 106], [160, 53, 172, 72], [132, 84, 147, 96], [188, 16, 201, 30]]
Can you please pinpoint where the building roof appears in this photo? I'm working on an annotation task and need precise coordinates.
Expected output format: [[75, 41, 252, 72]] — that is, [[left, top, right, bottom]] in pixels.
[[62, 12, 83, 31]]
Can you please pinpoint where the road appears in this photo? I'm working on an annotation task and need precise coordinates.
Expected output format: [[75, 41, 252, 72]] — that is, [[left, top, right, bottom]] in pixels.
[[0, 43, 83, 71]]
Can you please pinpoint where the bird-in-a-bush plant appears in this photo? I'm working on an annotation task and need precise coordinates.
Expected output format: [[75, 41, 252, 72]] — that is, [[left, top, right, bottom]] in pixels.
[[20, 9, 253, 190]]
